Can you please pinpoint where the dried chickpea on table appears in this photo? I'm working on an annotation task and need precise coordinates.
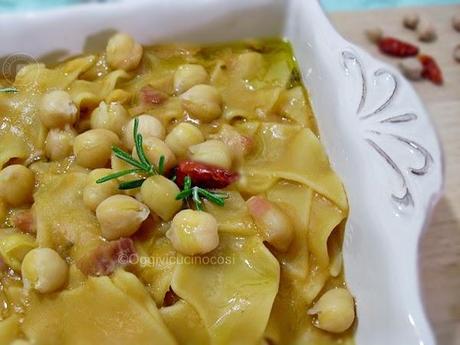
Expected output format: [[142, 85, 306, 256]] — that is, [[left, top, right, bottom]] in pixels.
[[364, 10, 460, 85], [0, 33, 356, 345]]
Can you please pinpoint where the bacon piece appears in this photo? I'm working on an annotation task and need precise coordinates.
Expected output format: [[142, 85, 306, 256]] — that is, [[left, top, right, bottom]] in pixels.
[[77, 238, 137, 276], [163, 287, 180, 307], [239, 136, 253, 155], [246, 196, 294, 252], [213, 124, 253, 160], [175, 160, 239, 189], [139, 86, 168, 105], [132, 214, 161, 242], [11, 209, 36, 234]]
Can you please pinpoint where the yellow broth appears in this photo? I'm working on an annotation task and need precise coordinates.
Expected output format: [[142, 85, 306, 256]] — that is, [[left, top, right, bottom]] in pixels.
[[0, 37, 354, 345]]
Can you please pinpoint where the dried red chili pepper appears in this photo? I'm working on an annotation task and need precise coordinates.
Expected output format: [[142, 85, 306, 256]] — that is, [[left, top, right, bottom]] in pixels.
[[175, 160, 239, 189], [378, 37, 419, 57], [418, 54, 443, 85]]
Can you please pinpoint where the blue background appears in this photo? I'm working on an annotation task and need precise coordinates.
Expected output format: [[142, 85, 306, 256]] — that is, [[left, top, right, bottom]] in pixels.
[[321, 0, 460, 11], [1, 0, 460, 12]]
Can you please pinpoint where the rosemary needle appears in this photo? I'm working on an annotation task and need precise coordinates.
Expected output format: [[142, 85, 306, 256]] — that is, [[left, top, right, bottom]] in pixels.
[[0, 87, 17, 93], [175, 176, 228, 210]]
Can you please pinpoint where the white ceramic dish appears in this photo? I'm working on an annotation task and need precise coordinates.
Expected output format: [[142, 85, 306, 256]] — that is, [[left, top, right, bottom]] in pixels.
[[0, 1, 444, 344]]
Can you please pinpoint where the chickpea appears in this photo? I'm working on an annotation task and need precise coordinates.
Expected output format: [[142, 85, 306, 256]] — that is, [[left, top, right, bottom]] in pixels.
[[83, 169, 119, 211], [106, 33, 143, 71], [403, 12, 420, 30], [233, 52, 264, 79], [123, 115, 165, 150], [132, 137, 177, 173], [165, 123, 204, 159], [73, 129, 120, 169], [188, 140, 232, 169], [39, 90, 78, 128], [308, 288, 355, 333], [399, 58, 423, 81], [0, 165, 35, 207], [96, 195, 150, 240], [166, 209, 219, 255], [454, 44, 460, 63], [246, 196, 294, 252], [453, 14, 460, 32], [365, 27, 383, 44], [180, 84, 222, 122], [111, 152, 130, 172], [90, 101, 130, 136], [417, 20, 437, 42], [21, 248, 69, 293], [45, 127, 77, 161], [174, 64, 209, 94], [140, 175, 182, 221]]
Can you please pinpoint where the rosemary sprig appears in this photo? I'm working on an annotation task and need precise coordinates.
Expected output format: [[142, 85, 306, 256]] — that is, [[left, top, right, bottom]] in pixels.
[[175, 176, 228, 211], [0, 87, 17, 93], [96, 117, 164, 189]]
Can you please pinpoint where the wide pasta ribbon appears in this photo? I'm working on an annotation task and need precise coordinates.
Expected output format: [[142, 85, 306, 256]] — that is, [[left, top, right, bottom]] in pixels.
[[22, 270, 177, 345], [240, 123, 348, 212], [171, 234, 280, 345]]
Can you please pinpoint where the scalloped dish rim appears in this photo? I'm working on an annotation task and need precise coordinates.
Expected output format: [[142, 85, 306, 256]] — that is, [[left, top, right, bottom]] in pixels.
[[0, 1, 444, 345]]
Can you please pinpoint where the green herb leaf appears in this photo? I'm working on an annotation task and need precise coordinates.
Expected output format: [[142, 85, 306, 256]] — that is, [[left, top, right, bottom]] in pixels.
[[192, 188, 204, 211], [197, 188, 227, 206], [158, 155, 165, 175], [96, 168, 143, 184], [118, 179, 146, 190], [210, 191, 230, 198], [175, 189, 192, 200], [175, 175, 227, 210], [133, 117, 153, 168], [133, 116, 140, 138], [135, 133, 153, 170], [184, 175, 192, 191], [0, 87, 17, 93], [112, 146, 147, 170]]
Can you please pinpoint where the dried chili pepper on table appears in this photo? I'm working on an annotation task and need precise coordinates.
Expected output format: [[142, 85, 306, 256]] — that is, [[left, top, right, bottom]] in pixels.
[[378, 37, 419, 57], [418, 54, 443, 85], [175, 160, 239, 189]]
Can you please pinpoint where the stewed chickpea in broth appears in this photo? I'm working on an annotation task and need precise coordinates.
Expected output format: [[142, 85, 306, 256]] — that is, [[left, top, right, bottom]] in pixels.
[[0, 34, 354, 345]]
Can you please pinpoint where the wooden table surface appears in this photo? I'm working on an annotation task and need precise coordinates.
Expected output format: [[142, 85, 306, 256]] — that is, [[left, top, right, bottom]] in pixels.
[[330, 5, 460, 344]]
